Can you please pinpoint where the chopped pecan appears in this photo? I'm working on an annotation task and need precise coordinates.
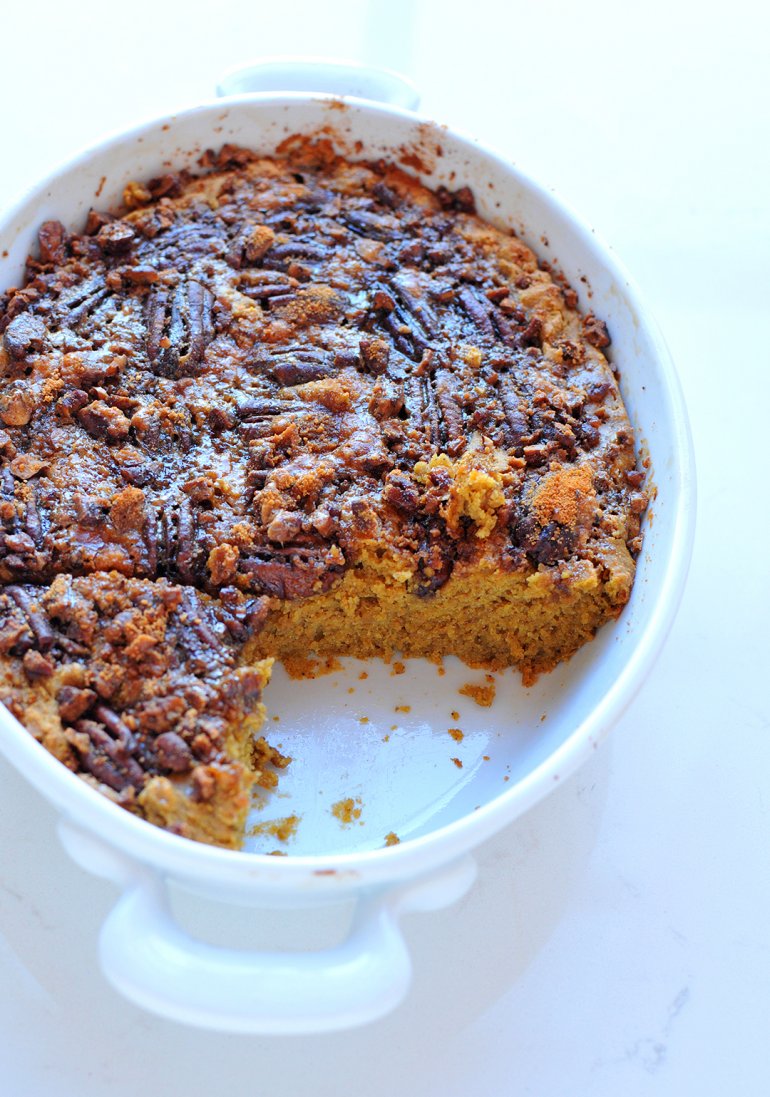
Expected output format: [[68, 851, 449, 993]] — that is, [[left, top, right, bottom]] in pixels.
[[207, 543, 240, 585], [77, 400, 131, 443], [0, 384, 36, 427], [96, 221, 136, 255], [3, 312, 47, 360], [122, 266, 159, 285], [266, 240, 328, 264], [5, 585, 55, 651], [359, 335, 391, 375], [23, 487, 44, 549], [179, 587, 226, 651], [583, 313, 611, 348], [37, 221, 69, 265], [513, 515, 577, 566], [272, 354, 331, 386], [383, 470, 420, 514], [2, 533, 35, 555], [368, 376, 404, 420], [0, 430, 15, 459], [217, 587, 270, 640], [414, 523, 455, 595], [240, 545, 344, 599], [84, 209, 113, 235], [371, 181, 399, 208], [436, 185, 476, 213], [57, 685, 97, 723], [235, 394, 286, 421], [155, 731, 194, 773], [244, 224, 275, 263], [147, 172, 188, 199], [9, 455, 47, 480], [22, 649, 54, 679], [266, 510, 303, 543], [339, 208, 390, 239]]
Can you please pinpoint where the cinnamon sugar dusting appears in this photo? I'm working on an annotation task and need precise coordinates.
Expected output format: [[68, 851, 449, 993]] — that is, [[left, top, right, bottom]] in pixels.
[[532, 464, 594, 528]]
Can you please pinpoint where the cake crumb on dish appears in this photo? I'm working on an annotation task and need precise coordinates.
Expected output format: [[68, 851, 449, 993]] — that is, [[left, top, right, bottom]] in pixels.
[[331, 796, 362, 825], [459, 679, 497, 707], [247, 813, 301, 843]]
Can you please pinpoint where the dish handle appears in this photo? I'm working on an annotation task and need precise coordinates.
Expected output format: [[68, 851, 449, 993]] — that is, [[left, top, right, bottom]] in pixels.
[[215, 56, 421, 111], [58, 820, 475, 1034]]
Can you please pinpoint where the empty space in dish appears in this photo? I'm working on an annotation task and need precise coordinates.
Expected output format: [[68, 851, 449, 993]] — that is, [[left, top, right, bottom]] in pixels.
[[243, 617, 626, 858]]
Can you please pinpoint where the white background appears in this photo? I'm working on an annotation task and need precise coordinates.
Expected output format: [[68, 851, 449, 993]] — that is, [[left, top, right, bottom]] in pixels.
[[0, 1, 768, 1093]]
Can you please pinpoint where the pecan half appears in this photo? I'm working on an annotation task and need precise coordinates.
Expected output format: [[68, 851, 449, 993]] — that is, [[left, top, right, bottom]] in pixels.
[[144, 280, 215, 377]]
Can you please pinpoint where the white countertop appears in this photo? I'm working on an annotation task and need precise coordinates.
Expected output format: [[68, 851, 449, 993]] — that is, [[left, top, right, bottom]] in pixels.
[[1, 1, 768, 1093]]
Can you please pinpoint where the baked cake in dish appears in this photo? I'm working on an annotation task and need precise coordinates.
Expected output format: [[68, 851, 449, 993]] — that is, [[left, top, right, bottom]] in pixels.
[[0, 141, 647, 847]]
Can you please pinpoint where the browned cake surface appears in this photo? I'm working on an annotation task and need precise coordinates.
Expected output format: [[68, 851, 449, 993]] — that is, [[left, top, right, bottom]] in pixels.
[[0, 141, 646, 846]]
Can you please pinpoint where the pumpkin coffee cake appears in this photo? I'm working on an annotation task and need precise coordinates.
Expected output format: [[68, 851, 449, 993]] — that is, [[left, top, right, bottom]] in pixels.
[[0, 142, 647, 847]]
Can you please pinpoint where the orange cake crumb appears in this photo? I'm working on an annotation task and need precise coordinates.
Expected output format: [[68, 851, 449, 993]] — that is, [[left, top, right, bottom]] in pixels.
[[459, 679, 497, 707], [331, 797, 363, 825]]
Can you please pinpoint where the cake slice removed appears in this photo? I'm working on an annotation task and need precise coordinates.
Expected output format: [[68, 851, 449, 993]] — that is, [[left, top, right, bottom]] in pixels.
[[0, 572, 286, 848]]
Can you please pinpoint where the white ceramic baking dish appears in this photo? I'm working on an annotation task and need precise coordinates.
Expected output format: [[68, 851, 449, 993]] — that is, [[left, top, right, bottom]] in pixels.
[[0, 61, 695, 1034]]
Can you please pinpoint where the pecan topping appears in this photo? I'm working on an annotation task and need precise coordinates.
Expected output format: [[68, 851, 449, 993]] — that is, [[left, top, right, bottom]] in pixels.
[[272, 352, 331, 386]]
